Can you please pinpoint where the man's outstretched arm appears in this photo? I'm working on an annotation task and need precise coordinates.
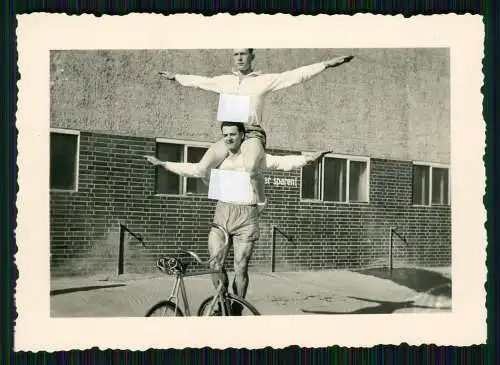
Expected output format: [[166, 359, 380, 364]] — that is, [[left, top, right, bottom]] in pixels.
[[145, 150, 331, 179], [264, 55, 354, 92], [263, 151, 332, 171], [159, 71, 225, 93], [144, 155, 210, 180]]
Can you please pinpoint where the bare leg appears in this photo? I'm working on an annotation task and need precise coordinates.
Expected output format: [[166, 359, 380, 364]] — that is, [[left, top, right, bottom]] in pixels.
[[232, 238, 255, 299], [208, 227, 229, 290], [197, 138, 229, 174], [149, 138, 229, 178], [240, 138, 266, 203]]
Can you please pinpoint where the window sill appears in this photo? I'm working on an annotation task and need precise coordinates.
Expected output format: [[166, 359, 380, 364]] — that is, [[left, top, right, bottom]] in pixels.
[[153, 193, 211, 198], [411, 204, 451, 207], [50, 189, 79, 193], [299, 199, 370, 205]]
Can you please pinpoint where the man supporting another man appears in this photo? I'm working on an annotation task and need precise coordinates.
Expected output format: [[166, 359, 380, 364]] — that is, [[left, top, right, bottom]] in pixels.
[[145, 122, 328, 314]]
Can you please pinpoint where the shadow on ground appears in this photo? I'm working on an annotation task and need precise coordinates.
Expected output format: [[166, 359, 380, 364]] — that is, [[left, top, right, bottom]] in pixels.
[[301, 295, 451, 314], [352, 267, 451, 296], [50, 284, 126, 296]]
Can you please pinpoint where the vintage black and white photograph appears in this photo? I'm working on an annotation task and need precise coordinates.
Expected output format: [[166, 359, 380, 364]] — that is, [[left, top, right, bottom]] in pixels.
[[15, 14, 485, 350], [48, 46, 453, 317]]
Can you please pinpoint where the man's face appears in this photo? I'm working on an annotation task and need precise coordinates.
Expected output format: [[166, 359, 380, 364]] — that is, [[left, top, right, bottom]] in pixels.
[[233, 49, 254, 73], [222, 125, 244, 153]]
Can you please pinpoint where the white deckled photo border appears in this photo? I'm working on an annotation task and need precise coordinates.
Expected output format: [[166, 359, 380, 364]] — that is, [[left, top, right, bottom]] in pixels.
[[15, 13, 486, 350]]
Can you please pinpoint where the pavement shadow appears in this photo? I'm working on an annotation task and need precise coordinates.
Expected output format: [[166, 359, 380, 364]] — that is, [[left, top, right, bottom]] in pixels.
[[50, 284, 126, 296], [301, 295, 451, 315], [352, 267, 451, 296]]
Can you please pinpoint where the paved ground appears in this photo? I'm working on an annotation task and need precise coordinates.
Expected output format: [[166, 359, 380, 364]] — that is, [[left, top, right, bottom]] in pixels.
[[50, 266, 452, 317]]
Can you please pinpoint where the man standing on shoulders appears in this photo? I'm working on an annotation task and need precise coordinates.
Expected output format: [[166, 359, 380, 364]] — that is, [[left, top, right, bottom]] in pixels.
[[158, 48, 353, 207]]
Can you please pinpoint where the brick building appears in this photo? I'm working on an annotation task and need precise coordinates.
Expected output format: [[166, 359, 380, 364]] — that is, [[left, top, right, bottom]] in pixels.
[[49, 48, 451, 277]]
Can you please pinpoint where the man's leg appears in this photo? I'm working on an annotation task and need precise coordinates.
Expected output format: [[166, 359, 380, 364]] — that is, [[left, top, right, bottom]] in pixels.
[[230, 204, 260, 299], [230, 237, 256, 316], [232, 238, 255, 299], [240, 138, 266, 203], [197, 138, 229, 174], [225, 204, 260, 316], [208, 227, 229, 290]]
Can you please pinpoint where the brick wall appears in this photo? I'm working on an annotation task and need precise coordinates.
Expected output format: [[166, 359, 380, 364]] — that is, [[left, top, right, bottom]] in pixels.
[[50, 132, 451, 277]]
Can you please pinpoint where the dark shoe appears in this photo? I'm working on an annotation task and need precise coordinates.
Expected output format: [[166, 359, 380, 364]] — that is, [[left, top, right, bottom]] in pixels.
[[231, 301, 243, 316]]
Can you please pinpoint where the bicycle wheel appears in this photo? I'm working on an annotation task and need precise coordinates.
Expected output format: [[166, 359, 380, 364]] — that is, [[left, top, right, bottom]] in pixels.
[[145, 300, 184, 317], [197, 294, 260, 316]]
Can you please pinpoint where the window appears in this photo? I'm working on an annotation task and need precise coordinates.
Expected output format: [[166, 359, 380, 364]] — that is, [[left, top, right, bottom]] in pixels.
[[412, 163, 450, 205], [50, 129, 79, 191], [301, 159, 321, 200], [155, 139, 210, 195], [301, 153, 369, 203], [186, 146, 209, 195]]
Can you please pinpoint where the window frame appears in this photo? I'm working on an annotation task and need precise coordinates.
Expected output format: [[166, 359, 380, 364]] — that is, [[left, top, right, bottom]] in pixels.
[[155, 137, 212, 197], [50, 128, 80, 193], [300, 152, 370, 204], [412, 161, 451, 207]]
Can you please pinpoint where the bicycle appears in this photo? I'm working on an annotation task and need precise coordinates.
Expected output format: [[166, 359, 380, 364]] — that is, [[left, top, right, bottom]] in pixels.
[[145, 223, 260, 317]]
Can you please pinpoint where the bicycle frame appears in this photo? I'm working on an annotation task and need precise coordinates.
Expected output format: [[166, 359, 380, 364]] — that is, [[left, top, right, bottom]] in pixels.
[[167, 267, 228, 316], [150, 222, 239, 317], [166, 273, 192, 316], [196, 280, 231, 316]]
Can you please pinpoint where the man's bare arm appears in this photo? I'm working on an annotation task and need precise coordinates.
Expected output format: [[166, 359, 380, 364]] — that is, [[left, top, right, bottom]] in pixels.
[[158, 71, 176, 80], [324, 55, 354, 68]]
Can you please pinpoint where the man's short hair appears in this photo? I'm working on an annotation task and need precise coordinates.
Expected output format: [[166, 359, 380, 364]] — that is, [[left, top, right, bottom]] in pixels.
[[248, 48, 254, 54], [220, 121, 245, 134]]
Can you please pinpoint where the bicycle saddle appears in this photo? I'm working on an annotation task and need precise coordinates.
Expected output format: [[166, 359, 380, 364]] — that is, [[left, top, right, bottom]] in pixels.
[[156, 257, 186, 275]]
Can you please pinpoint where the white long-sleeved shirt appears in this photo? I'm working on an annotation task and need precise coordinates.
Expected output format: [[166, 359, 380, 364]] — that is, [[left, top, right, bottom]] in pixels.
[[211, 153, 307, 205], [262, 154, 308, 172], [175, 62, 327, 126], [211, 153, 307, 172]]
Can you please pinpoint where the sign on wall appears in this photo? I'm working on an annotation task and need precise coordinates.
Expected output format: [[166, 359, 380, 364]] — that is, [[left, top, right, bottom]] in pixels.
[[264, 177, 298, 187]]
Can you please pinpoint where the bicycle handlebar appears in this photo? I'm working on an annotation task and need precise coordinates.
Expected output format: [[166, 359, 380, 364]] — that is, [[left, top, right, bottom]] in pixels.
[[181, 223, 230, 265], [180, 249, 205, 264], [211, 223, 230, 247]]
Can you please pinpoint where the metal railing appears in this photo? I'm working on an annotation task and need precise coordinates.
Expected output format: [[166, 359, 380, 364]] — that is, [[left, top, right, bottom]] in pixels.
[[388, 227, 408, 274], [118, 223, 145, 275], [271, 226, 294, 273]]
